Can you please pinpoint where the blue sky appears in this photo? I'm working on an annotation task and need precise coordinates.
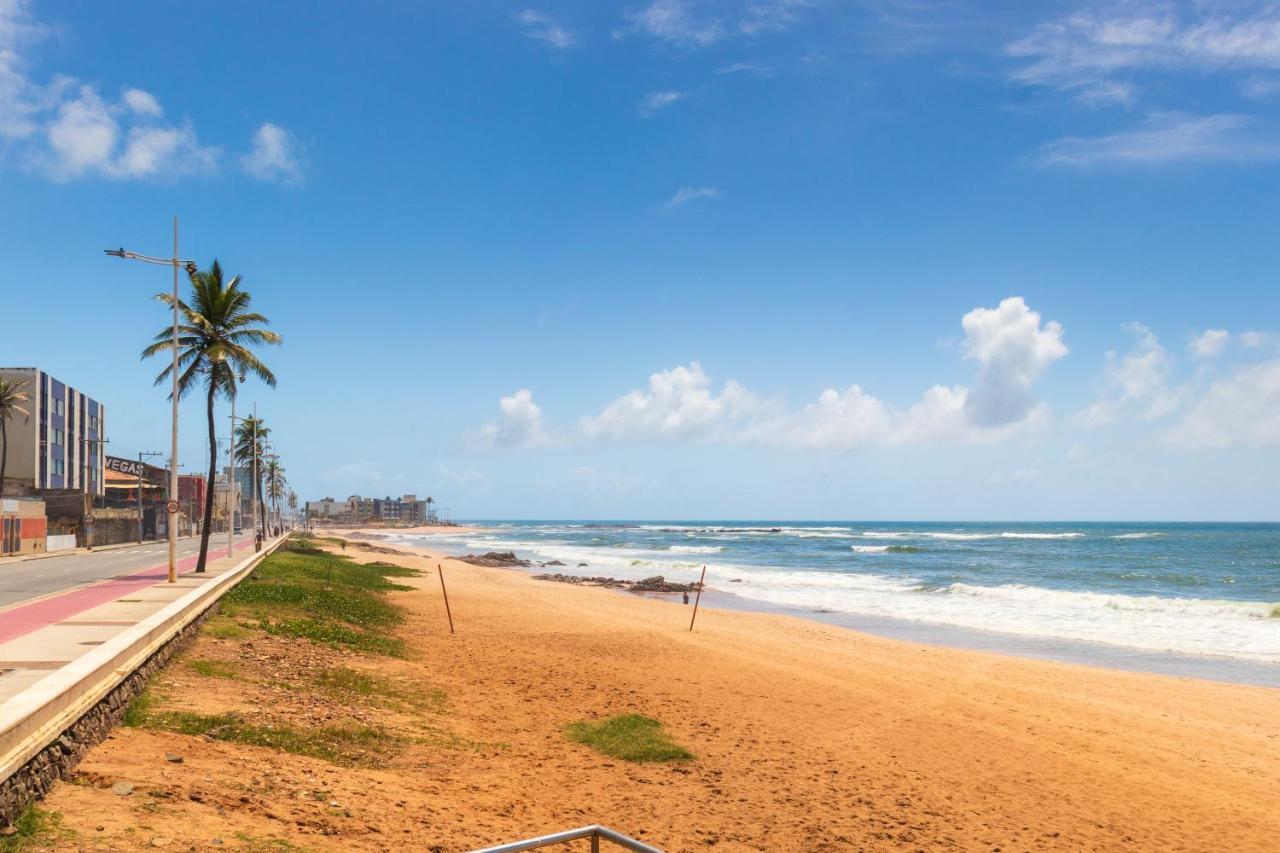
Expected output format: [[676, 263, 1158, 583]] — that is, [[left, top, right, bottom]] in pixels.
[[2, 0, 1278, 520]]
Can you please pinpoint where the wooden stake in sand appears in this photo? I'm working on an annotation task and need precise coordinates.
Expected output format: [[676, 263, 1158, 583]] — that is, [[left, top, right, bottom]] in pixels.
[[438, 563, 455, 634], [688, 564, 707, 632]]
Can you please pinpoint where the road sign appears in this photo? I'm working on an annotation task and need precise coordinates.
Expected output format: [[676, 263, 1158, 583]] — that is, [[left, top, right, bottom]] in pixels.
[[166, 500, 180, 514]]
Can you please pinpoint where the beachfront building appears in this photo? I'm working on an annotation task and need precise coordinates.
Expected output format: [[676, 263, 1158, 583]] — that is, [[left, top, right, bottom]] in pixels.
[[371, 494, 428, 522], [305, 497, 351, 519], [0, 367, 106, 498]]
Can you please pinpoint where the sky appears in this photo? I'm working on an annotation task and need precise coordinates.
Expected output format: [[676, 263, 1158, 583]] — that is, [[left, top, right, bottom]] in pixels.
[[2, 0, 1278, 520]]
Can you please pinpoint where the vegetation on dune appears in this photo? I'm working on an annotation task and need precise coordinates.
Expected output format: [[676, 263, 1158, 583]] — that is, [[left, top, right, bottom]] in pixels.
[[186, 659, 242, 679], [124, 701, 404, 767], [0, 805, 71, 851], [566, 714, 694, 763], [217, 542, 418, 656], [312, 666, 447, 713]]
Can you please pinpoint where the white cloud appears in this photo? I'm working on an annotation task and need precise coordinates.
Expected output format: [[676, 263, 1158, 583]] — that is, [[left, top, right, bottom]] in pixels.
[[960, 296, 1068, 427], [241, 122, 305, 184], [628, 0, 809, 47], [1008, 5, 1280, 95], [1035, 112, 1280, 167], [1077, 322, 1180, 426], [639, 89, 685, 116], [580, 362, 762, 441], [480, 297, 1067, 452], [665, 185, 719, 207], [630, 0, 725, 46], [122, 86, 161, 118], [1240, 329, 1276, 349], [517, 9, 576, 49], [0, 0, 287, 183], [1164, 360, 1280, 448], [36, 84, 218, 181], [1189, 328, 1229, 359], [477, 389, 551, 448]]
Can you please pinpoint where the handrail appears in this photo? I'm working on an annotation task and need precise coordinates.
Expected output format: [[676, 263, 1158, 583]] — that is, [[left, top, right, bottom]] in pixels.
[[469, 824, 665, 853]]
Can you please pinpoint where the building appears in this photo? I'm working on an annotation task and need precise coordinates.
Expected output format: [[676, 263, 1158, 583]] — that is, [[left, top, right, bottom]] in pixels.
[[0, 368, 106, 497], [372, 494, 428, 522], [0, 497, 47, 556], [305, 497, 350, 519]]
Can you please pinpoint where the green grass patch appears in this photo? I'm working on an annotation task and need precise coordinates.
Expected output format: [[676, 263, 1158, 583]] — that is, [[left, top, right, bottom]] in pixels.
[[232, 832, 308, 852], [126, 706, 405, 768], [122, 688, 159, 729], [217, 546, 417, 656], [204, 614, 254, 640], [0, 806, 72, 851], [312, 666, 446, 712], [186, 659, 241, 680], [566, 714, 694, 763]]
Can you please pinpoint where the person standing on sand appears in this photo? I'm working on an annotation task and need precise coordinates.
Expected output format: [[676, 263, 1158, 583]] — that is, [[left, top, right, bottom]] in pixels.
[[683, 591, 690, 605]]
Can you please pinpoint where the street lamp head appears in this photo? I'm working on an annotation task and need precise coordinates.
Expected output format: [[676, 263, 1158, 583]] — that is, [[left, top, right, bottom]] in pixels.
[[104, 248, 126, 258], [184, 261, 198, 277]]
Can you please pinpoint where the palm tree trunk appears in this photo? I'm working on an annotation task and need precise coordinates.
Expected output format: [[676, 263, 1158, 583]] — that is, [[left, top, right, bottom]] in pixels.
[[1, 418, 8, 497], [196, 381, 217, 572]]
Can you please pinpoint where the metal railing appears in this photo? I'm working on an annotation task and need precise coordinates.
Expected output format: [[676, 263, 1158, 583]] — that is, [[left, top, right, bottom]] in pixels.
[[469, 824, 665, 853]]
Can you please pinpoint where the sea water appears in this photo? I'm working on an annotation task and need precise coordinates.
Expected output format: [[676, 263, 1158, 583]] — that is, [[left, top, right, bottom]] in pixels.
[[395, 521, 1279, 680]]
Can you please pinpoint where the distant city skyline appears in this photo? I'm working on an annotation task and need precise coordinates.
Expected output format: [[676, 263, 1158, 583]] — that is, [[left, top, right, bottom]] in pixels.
[[2, 1, 1277, 519]]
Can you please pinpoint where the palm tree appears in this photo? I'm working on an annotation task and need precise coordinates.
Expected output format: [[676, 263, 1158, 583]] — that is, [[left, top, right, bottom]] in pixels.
[[142, 260, 281, 572], [234, 416, 270, 533], [287, 490, 298, 529], [0, 377, 32, 497], [265, 457, 287, 533]]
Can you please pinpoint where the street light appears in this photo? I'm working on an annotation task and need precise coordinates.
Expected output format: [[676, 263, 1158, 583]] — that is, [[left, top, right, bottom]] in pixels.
[[104, 217, 198, 583]]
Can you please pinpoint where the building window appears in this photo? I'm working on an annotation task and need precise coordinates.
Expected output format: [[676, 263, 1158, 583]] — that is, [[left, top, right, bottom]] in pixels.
[[53, 459, 64, 476], [55, 399, 65, 417], [53, 428, 64, 446]]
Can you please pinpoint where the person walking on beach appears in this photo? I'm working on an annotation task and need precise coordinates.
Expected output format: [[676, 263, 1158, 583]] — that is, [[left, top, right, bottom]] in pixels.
[[682, 591, 690, 605]]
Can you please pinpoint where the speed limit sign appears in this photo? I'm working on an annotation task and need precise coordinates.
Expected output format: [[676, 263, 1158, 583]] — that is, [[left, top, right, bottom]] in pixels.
[[166, 500, 180, 514]]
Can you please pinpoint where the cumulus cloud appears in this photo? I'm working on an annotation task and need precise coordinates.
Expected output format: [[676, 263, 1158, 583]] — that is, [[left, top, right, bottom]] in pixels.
[[1076, 322, 1181, 426], [580, 362, 761, 441], [241, 122, 305, 184], [477, 389, 551, 448], [665, 185, 719, 207], [1189, 328, 1229, 358], [34, 84, 218, 181], [1, 0, 297, 183], [960, 296, 1068, 427], [1164, 360, 1280, 448], [639, 89, 685, 116], [478, 297, 1067, 451], [517, 9, 575, 49]]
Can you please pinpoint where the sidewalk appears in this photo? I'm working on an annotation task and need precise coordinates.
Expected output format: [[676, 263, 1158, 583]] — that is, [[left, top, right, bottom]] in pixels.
[[0, 539, 259, 705]]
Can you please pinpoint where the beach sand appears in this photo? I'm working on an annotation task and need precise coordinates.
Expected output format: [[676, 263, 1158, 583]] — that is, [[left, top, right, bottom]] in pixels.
[[40, 538, 1280, 851]]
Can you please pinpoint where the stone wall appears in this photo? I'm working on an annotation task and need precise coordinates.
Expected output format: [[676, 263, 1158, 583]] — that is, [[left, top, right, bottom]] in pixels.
[[0, 602, 219, 825]]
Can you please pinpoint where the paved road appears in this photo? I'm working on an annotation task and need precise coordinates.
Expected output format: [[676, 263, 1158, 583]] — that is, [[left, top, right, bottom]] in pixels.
[[0, 535, 252, 609]]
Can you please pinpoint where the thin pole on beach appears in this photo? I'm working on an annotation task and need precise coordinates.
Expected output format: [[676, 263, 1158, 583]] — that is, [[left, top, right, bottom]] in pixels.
[[688, 565, 707, 632], [438, 563, 455, 634]]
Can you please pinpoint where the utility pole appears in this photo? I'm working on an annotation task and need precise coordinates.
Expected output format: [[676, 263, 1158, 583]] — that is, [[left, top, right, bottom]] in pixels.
[[252, 402, 259, 549], [104, 218, 193, 582], [136, 451, 162, 543]]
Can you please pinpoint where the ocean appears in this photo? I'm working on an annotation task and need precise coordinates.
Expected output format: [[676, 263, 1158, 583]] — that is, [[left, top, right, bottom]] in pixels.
[[394, 521, 1280, 682]]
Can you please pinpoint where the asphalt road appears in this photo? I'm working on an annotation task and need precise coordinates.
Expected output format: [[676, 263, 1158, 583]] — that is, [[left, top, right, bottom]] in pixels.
[[0, 534, 251, 609]]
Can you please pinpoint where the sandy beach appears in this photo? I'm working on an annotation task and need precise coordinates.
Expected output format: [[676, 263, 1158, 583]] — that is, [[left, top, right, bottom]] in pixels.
[[41, 536, 1280, 851]]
